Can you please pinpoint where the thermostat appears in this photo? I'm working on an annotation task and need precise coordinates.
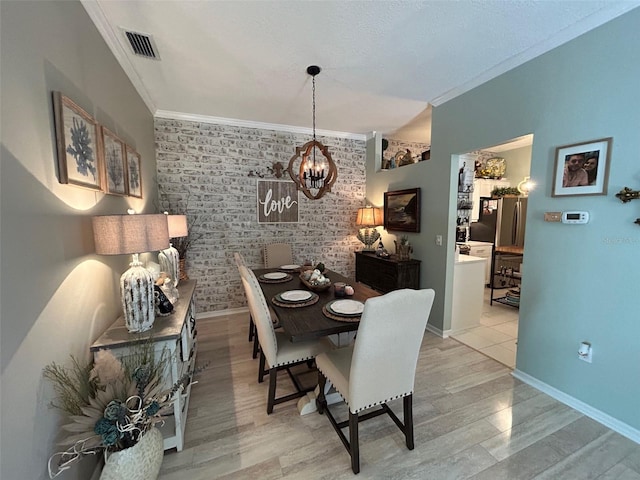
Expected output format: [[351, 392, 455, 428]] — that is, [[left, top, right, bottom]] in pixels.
[[562, 211, 589, 224]]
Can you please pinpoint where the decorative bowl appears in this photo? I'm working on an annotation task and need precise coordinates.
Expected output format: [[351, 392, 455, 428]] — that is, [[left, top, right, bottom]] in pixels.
[[299, 273, 332, 292]]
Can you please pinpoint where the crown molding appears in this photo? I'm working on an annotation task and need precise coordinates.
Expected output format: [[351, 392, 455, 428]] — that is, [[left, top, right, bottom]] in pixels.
[[81, 0, 157, 114], [154, 110, 367, 141]]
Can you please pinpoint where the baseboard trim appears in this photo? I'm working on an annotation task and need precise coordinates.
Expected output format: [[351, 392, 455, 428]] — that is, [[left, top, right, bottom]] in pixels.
[[426, 323, 446, 338], [196, 307, 248, 320], [512, 369, 640, 444]]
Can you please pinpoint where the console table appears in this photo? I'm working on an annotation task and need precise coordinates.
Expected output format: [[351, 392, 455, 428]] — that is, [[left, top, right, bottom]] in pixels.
[[90, 280, 197, 451], [355, 251, 420, 293]]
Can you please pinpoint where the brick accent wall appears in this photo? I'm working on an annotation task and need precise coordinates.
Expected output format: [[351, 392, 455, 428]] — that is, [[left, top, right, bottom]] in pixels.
[[155, 118, 366, 313]]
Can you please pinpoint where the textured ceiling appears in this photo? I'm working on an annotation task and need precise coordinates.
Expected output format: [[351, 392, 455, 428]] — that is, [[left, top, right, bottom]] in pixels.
[[82, 1, 638, 143]]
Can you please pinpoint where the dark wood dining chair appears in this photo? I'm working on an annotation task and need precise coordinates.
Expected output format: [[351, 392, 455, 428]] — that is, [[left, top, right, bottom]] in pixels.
[[315, 288, 436, 474]]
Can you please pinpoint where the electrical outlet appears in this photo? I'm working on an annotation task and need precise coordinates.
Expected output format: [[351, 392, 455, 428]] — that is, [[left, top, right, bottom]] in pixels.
[[578, 342, 592, 363], [436, 235, 443, 246], [544, 212, 562, 222]]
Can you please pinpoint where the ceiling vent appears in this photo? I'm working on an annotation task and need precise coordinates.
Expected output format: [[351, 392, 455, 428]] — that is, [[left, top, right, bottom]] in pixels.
[[123, 29, 161, 60]]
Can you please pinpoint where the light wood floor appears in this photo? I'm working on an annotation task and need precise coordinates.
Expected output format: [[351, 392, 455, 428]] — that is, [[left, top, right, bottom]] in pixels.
[[158, 312, 640, 479]]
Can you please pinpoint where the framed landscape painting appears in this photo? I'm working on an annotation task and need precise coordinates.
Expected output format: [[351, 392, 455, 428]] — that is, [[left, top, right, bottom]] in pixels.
[[52, 92, 102, 191], [126, 145, 142, 198], [101, 127, 128, 196], [384, 188, 421, 232]]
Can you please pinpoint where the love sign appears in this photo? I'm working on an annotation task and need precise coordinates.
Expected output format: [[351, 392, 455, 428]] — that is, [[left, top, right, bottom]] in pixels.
[[257, 180, 299, 223]]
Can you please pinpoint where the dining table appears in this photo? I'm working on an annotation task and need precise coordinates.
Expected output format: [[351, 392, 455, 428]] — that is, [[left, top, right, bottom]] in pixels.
[[252, 266, 381, 414]]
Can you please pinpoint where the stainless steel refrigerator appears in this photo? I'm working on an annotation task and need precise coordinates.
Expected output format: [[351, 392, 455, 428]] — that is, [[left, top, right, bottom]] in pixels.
[[469, 197, 527, 247]]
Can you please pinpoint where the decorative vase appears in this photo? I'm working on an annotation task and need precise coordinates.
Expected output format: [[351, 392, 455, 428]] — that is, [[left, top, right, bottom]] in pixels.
[[179, 258, 189, 281], [394, 241, 413, 261], [100, 427, 164, 480]]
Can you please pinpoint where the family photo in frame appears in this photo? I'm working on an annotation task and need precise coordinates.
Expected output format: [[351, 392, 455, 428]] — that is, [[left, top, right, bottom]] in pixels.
[[552, 137, 612, 197]]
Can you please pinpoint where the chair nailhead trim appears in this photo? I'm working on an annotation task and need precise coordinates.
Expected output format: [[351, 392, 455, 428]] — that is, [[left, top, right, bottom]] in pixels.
[[317, 367, 412, 413]]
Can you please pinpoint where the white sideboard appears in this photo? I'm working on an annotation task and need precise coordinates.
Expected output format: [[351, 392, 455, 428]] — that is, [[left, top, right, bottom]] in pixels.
[[90, 280, 197, 452]]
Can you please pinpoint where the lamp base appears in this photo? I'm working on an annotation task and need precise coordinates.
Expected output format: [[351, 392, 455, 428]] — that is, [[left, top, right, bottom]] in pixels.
[[357, 227, 380, 252], [158, 244, 180, 289], [120, 257, 155, 333]]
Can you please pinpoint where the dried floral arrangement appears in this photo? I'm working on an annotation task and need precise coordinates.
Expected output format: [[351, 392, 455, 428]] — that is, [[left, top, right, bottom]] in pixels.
[[44, 342, 206, 478], [157, 184, 203, 259]]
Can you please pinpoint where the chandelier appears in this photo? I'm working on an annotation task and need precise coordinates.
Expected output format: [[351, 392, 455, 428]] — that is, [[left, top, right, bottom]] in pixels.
[[286, 65, 338, 200]]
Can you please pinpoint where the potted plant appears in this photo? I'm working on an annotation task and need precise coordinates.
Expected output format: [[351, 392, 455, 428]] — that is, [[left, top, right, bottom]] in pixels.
[[491, 186, 521, 198], [394, 235, 413, 261], [44, 343, 205, 479]]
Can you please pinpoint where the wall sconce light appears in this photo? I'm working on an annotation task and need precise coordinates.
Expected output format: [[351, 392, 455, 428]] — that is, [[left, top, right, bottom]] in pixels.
[[158, 213, 188, 290], [517, 176, 535, 196], [356, 206, 383, 251], [92, 213, 169, 333], [286, 65, 338, 200]]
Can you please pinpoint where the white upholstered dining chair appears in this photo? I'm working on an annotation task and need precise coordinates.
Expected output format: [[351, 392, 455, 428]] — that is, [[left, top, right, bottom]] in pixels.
[[263, 242, 293, 268], [234, 252, 281, 359], [238, 265, 332, 414], [315, 288, 436, 474]]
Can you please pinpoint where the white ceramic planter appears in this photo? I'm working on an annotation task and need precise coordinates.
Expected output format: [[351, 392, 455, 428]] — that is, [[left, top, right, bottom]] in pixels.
[[100, 427, 164, 480]]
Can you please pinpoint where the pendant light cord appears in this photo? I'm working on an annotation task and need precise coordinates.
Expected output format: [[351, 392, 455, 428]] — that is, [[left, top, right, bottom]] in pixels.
[[312, 73, 316, 166]]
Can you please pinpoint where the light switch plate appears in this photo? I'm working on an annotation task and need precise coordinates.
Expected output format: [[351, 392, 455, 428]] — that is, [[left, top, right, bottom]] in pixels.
[[544, 212, 562, 222]]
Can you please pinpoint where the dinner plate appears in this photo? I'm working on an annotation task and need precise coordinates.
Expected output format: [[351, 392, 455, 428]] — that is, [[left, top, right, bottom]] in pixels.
[[262, 272, 288, 280], [329, 299, 364, 316], [279, 264, 300, 271], [279, 290, 313, 302]]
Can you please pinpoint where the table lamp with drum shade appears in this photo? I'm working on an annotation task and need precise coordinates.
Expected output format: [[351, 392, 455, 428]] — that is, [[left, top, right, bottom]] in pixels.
[[92, 213, 169, 333], [356, 206, 383, 251], [158, 214, 187, 289]]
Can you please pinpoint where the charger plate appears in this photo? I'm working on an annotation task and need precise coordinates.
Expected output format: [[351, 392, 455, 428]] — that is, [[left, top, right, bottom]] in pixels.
[[329, 299, 364, 316], [272, 292, 319, 308], [259, 272, 292, 284]]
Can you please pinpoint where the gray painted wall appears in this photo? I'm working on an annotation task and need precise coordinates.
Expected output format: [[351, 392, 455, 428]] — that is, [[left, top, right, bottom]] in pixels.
[[369, 9, 639, 431], [1, 2, 156, 478]]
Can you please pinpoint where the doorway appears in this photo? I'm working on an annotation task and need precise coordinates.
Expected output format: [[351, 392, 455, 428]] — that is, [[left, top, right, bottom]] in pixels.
[[450, 135, 532, 368]]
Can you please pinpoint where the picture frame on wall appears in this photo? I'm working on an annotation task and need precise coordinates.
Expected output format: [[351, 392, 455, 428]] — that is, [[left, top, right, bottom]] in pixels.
[[383, 188, 421, 232], [101, 126, 128, 196], [52, 91, 102, 191], [256, 180, 299, 223], [126, 145, 143, 198], [552, 137, 612, 197]]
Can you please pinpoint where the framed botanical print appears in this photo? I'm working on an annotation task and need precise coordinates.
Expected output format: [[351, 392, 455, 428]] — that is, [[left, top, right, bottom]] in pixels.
[[52, 92, 102, 191], [552, 138, 612, 197], [126, 145, 143, 198], [101, 126, 128, 195]]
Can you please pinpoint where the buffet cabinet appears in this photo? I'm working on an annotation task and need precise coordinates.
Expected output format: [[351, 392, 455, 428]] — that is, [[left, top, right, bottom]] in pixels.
[[355, 251, 420, 293], [90, 280, 197, 451]]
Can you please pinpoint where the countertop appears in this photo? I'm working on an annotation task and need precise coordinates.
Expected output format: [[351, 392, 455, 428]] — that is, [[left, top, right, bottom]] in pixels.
[[455, 254, 486, 265]]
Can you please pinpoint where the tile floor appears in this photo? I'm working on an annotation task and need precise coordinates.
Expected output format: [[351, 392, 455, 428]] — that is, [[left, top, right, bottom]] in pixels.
[[450, 288, 519, 368]]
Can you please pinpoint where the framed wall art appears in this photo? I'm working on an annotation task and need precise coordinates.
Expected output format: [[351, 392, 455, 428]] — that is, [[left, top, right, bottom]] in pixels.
[[52, 91, 102, 191], [101, 126, 128, 196], [257, 180, 299, 223], [126, 145, 143, 198], [552, 137, 612, 197], [383, 188, 421, 232]]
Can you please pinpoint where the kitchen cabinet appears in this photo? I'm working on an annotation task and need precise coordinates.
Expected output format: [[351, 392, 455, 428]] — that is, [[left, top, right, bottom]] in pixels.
[[90, 280, 198, 451], [471, 178, 511, 222], [451, 255, 485, 332], [465, 241, 493, 284], [355, 251, 420, 293]]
